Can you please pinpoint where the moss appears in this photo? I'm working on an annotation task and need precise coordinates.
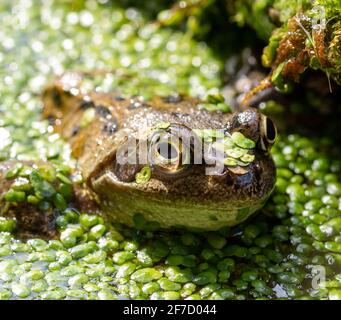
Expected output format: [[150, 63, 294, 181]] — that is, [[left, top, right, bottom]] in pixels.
[[263, 1, 341, 87], [159, 0, 341, 89], [0, 0, 340, 301]]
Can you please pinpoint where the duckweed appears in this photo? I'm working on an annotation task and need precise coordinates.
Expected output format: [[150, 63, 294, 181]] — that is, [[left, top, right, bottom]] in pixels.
[[135, 167, 152, 184], [0, 0, 340, 301], [231, 132, 256, 149], [131, 268, 163, 283]]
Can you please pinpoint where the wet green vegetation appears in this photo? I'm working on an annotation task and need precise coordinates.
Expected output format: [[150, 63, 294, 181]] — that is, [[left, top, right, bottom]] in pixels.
[[0, 0, 340, 300]]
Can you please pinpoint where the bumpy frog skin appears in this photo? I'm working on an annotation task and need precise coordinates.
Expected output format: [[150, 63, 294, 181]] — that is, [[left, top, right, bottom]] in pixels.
[[42, 72, 277, 231]]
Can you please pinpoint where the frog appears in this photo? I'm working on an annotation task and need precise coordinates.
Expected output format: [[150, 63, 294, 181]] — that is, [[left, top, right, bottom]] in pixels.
[[0, 72, 277, 234], [38, 71, 277, 231]]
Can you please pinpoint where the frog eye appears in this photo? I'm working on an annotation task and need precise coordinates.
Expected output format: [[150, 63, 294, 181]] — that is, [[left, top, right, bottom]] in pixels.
[[149, 133, 190, 175], [148, 124, 193, 176], [259, 115, 277, 151]]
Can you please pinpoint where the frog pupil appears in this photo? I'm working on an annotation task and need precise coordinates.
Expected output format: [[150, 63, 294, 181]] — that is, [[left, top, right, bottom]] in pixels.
[[266, 117, 276, 141], [157, 142, 178, 160]]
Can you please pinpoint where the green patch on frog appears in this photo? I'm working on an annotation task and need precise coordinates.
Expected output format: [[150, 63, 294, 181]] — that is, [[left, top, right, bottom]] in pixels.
[[236, 207, 251, 222], [135, 167, 152, 184], [209, 214, 218, 221], [198, 130, 257, 171], [152, 122, 171, 131], [192, 129, 225, 142], [231, 132, 256, 149]]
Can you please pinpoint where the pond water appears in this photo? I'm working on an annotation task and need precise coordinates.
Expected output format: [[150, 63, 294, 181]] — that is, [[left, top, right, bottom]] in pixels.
[[0, 0, 340, 300]]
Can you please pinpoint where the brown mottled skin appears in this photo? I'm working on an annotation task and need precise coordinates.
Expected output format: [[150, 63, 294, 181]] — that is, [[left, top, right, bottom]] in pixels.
[[39, 72, 276, 230]]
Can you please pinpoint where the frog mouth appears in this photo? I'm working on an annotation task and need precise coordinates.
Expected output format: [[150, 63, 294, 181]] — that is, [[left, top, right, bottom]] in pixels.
[[88, 158, 276, 231], [91, 169, 124, 190]]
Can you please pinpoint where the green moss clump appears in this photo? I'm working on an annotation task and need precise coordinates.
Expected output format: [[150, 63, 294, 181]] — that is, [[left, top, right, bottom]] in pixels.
[[0, 0, 340, 300], [159, 0, 341, 88]]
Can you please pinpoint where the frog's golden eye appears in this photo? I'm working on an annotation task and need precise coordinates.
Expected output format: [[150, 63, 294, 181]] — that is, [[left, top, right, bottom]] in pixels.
[[148, 124, 193, 176], [259, 115, 277, 151], [149, 134, 189, 175]]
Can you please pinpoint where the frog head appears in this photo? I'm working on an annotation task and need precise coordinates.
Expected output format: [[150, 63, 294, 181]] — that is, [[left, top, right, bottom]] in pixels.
[[89, 106, 277, 230]]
